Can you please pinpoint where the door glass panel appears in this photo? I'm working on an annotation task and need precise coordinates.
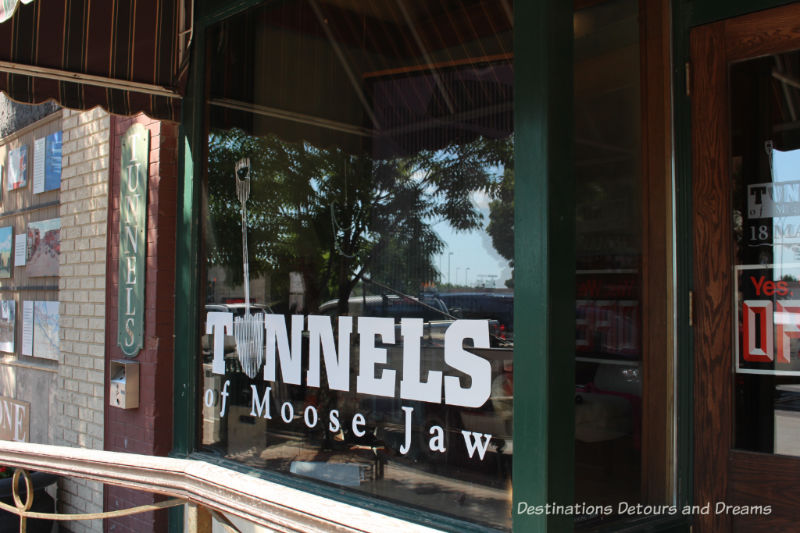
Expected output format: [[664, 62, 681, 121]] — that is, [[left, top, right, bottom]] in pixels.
[[731, 51, 800, 453]]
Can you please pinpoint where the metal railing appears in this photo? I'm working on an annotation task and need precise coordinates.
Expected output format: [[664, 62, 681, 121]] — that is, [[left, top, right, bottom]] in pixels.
[[0, 469, 187, 533]]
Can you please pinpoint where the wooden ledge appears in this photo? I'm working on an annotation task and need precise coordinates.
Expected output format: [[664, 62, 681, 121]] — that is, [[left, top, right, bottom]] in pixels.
[[0, 441, 442, 533]]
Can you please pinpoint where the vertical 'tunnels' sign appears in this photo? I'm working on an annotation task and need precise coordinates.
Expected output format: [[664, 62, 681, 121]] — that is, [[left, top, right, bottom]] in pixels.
[[118, 124, 149, 357]]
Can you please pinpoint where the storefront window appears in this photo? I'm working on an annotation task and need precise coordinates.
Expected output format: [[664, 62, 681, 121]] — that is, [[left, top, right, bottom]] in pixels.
[[199, 1, 513, 529]]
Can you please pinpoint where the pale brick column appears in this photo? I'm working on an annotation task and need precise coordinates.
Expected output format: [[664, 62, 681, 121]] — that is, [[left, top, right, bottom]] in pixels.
[[55, 107, 110, 533]]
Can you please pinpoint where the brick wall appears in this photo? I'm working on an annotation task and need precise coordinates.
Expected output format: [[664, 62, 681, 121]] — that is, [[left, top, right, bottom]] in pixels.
[[56, 107, 111, 533], [104, 114, 177, 533]]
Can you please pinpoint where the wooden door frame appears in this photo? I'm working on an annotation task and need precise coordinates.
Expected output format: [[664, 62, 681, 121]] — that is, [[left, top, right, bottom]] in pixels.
[[692, 4, 800, 532]]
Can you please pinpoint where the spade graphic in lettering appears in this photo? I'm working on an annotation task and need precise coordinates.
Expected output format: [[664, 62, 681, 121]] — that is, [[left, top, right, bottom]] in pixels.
[[232, 158, 265, 378]]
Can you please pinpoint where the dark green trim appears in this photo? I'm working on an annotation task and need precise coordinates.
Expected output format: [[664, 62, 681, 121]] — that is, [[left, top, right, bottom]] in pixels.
[[172, 26, 206, 458], [168, 19, 206, 533], [512, 0, 574, 531], [671, 0, 695, 514], [169, 13, 205, 533], [168, 506, 184, 533], [686, 0, 795, 27]]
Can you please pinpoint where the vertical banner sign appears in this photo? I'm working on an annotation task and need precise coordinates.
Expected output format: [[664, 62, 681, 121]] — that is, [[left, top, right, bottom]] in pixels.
[[118, 124, 149, 357]]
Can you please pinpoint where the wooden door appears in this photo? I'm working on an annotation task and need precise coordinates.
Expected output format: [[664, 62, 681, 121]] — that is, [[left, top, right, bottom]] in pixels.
[[693, 4, 800, 532]]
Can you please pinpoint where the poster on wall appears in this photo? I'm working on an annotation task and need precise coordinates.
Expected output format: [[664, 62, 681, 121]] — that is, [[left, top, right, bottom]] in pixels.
[[736, 263, 800, 375], [26, 218, 59, 277], [21, 301, 32, 356], [0, 226, 12, 278], [44, 131, 62, 192], [0, 300, 14, 353], [14, 233, 25, 267], [7, 145, 27, 190], [33, 300, 58, 360], [32, 137, 45, 194]]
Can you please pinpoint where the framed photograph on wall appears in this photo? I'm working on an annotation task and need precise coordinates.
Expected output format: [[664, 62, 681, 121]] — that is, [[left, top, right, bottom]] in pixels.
[[26, 218, 60, 277], [0, 300, 14, 353], [7, 145, 28, 190], [44, 131, 62, 192], [33, 300, 58, 360], [0, 226, 12, 278]]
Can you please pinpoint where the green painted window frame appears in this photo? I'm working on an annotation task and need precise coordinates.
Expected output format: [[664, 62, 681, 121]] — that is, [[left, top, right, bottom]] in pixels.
[[171, 0, 572, 531]]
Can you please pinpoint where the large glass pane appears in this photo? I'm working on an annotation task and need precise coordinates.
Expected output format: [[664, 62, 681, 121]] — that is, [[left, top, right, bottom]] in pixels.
[[199, 1, 514, 529], [573, 0, 645, 522], [730, 50, 800, 454]]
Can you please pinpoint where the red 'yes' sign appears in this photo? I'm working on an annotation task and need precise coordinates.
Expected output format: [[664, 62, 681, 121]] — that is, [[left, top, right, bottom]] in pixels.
[[737, 267, 800, 375]]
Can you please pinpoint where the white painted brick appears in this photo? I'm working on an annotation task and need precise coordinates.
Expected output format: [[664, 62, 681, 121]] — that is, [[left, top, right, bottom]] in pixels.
[[57, 108, 110, 531], [62, 114, 78, 130], [62, 429, 78, 444], [87, 423, 102, 439], [73, 291, 89, 303], [73, 342, 88, 355]]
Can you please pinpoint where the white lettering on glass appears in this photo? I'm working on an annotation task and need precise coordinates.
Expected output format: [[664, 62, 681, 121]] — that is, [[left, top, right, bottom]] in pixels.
[[356, 317, 396, 397], [206, 313, 493, 409]]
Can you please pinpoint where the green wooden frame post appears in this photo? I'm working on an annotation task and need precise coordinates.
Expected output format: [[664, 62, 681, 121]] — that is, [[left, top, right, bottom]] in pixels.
[[512, 0, 575, 531], [173, 22, 206, 457], [170, 14, 208, 533]]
